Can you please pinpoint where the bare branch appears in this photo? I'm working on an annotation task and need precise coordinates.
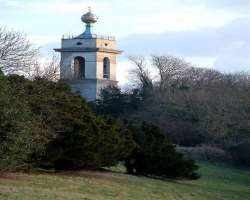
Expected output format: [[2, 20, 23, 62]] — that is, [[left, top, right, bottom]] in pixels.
[[0, 27, 39, 75], [29, 54, 60, 81], [152, 55, 190, 91], [128, 55, 153, 90]]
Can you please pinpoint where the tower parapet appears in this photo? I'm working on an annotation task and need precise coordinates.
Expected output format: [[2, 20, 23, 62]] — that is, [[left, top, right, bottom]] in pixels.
[[62, 34, 116, 41]]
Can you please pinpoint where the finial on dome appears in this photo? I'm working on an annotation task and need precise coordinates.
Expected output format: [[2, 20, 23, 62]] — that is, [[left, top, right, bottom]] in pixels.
[[81, 7, 98, 24], [75, 7, 98, 38]]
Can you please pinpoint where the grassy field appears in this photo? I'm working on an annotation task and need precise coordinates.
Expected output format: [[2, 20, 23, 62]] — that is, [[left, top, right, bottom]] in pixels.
[[0, 163, 249, 200]]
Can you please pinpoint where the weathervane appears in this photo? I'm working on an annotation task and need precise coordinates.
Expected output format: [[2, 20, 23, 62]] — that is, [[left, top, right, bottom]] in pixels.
[[88, 6, 91, 13]]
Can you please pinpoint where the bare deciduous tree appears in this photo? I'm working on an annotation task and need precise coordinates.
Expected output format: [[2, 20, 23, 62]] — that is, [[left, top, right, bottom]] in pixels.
[[128, 54, 250, 145], [152, 55, 190, 91], [128, 55, 153, 89], [30, 54, 60, 81], [0, 27, 38, 74]]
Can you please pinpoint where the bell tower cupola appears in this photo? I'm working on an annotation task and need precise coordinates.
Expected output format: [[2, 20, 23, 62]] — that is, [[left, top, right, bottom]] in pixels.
[[54, 8, 122, 101]]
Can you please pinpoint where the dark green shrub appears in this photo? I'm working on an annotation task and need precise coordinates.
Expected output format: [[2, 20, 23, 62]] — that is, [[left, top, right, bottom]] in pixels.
[[0, 75, 49, 171], [91, 86, 141, 118], [227, 141, 250, 167], [45, 118, 135, 170], [0, 75, 135, 171], [92, 86, 127, 117], [125, 122, 199, 179]]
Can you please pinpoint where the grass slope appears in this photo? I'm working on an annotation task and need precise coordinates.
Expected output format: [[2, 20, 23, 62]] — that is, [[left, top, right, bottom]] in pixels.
[[0, 163, 249, 200]]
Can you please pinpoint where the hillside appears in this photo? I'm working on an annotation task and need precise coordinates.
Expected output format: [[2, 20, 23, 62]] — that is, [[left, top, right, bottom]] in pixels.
[[0, 163, 249, 200]]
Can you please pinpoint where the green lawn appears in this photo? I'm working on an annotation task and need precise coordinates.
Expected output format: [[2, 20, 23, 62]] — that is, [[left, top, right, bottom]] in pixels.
[[0, 163, 249, 200]]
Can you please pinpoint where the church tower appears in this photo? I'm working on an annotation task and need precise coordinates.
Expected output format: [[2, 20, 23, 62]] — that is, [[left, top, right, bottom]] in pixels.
[[54, 8, 122, 101]]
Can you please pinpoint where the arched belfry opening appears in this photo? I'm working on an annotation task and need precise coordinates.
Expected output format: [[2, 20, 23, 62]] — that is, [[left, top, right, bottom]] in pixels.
[[74, 56, 85, 79], [103, 57, 110, 79]]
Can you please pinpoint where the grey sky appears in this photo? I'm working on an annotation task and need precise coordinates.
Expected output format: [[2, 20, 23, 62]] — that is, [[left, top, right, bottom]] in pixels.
[[0, 0, 249, 84], [119, 17, 250, 71]]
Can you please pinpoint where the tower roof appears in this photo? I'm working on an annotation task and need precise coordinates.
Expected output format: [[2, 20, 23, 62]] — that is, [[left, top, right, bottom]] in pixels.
[[61, 7, 114, 40]]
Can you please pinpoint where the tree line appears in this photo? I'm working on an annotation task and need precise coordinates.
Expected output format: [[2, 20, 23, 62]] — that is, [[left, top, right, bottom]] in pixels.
[[0, 27, 199, 179], [93, 55, 250, 167]]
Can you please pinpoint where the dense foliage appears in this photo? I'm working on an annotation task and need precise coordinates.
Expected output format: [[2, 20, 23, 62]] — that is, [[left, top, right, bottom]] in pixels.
[[125, 122, 199, 179], [0, 72, 199, 179], [90, 86, 141, 118], [93, 55, 250, 167], [0, 73, 134, 171], [227, 141, 250, 167]]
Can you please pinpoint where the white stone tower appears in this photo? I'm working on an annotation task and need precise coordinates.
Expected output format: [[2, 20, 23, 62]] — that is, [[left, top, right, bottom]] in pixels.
[[54, 8, 122, 101]]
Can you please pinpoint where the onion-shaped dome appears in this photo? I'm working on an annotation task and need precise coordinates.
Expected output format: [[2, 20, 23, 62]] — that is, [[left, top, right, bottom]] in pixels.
[[81, 8, 98, 24]]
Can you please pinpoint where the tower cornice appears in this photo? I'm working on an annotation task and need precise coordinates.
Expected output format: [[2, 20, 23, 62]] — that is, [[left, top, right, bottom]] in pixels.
[[54, 47, 122, 54]]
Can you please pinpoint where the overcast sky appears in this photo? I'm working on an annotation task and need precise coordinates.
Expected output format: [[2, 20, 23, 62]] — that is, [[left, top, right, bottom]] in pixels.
[[1, 0, 249, 85]]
